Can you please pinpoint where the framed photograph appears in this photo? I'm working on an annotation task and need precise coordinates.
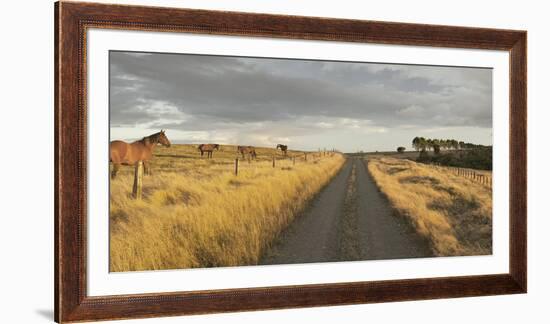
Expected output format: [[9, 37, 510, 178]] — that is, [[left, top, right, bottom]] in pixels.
[[55, 1, 526, 322]]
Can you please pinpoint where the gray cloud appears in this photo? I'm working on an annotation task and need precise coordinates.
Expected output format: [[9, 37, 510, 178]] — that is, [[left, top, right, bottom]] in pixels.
[[109, 51, 492, 151]]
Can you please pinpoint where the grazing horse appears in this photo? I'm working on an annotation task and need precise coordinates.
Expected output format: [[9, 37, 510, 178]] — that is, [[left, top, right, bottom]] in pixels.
[[237, 145, 257, 159], [109, 130, 171, 179], [198, 144, 220, 158], [276, 144, 288, 156]]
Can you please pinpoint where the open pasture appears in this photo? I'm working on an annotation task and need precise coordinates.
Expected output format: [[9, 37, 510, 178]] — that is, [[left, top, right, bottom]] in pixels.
[[109, 144, 345, 271]]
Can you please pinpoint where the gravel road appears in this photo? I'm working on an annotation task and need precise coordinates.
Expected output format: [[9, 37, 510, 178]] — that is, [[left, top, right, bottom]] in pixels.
[[260, 158, 433, 265]]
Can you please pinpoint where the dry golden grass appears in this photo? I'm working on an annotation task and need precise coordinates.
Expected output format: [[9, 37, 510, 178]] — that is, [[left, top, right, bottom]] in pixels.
[[110, 144, 345, 271], [366, 157, 492, 256]]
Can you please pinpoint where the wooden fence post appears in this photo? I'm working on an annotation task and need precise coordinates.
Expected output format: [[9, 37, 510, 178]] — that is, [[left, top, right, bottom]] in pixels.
[[293, 156, 295, 165], [304, 152, 307, 162], [132, 161, 143, 200], [235, 158, 239, 176], [272, 156, 275, 168]]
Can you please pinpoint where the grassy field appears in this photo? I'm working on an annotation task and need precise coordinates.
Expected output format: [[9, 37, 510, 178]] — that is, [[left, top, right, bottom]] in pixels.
[[366, 156, 492, 256], [110, 144, 345, 272]]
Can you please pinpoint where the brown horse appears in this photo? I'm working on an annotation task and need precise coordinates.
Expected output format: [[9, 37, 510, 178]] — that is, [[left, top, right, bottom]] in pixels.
[[198, 144, 220, 158], [109, 130, 171, 179], [276, 144, 288, 156], [237, 145, 257, 159]]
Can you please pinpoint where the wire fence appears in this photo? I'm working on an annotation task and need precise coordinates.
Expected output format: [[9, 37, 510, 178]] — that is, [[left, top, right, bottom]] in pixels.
[[425, 162, 492, 188]]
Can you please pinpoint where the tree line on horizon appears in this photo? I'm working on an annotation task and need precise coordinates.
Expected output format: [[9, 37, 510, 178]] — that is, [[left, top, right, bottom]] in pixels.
[[411, 137, 489, 153], [410, 137, 492, 170]]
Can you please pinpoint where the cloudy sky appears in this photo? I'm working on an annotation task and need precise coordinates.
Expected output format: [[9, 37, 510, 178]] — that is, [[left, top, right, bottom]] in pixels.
[[110, 51, 492, 152]]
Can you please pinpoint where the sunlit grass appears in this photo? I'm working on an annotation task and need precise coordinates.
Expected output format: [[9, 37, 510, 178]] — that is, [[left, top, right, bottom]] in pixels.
[[110, 144, 345, 271], [366, 157, 492, 256]]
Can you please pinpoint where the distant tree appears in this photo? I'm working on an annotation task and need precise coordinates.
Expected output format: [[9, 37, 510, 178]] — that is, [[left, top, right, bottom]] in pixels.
[[433, 144, 441, 154], [412, 137, 428, 151], [397, 146, 406, 153], [412, 137, 420, 151], [419, 137, 427, 151], [426, 138, 434, 151]]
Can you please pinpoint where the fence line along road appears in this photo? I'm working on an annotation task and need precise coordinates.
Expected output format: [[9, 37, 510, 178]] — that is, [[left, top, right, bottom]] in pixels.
[[427, 163, 492, 188], [129, 151, 335, 193]]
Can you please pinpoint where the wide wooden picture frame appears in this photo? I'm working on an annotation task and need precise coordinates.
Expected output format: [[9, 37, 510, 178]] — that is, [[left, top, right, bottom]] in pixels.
[[55, 1, 527, 322]]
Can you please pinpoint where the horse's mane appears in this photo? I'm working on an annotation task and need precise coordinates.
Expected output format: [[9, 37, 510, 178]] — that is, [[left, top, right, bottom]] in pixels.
[[141, 132, 162, 144]]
